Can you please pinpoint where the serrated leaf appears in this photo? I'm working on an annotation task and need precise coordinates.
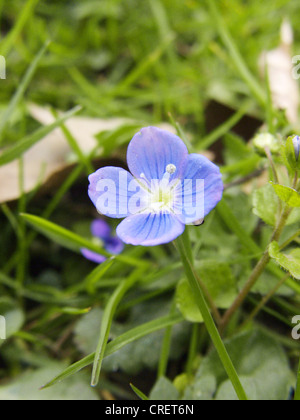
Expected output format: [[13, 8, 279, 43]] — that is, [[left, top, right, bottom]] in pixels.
[[271, 183, 300, 207], [269, 241, 300, 280]]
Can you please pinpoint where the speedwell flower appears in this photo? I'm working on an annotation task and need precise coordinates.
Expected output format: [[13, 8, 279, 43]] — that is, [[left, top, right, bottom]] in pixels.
[[88, 127, 223, 246], [81, 219, 124, 263]]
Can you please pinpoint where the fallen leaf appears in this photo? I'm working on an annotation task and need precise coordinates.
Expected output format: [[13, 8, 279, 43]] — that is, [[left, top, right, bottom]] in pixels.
[[259, 19, 299, 124], [0, 104, 176, 203]]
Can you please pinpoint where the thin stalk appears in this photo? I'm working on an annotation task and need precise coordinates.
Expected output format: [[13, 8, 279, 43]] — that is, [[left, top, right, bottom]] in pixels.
[[239, 273, 290, 330], [279, 229, 300, 251], [176, 231, 248, 401], [220, 204, 292, 334], [157, 298, 177, 378], [186, 323, 200, 377], [177, 228, 222, 324]]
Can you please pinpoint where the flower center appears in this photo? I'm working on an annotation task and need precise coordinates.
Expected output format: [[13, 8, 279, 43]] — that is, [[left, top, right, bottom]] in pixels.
[[148, 164, 177, 213]]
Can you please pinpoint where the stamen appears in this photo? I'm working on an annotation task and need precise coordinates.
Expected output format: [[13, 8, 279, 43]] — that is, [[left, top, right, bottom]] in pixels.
[[162, 164, 177, 183], [166, 164, 176, 174]]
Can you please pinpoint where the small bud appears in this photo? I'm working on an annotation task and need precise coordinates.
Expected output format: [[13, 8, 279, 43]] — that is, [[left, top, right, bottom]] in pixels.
[[252, 133, 280, 155], [292, 135, 300, 161], [285, 135, 300, 170]]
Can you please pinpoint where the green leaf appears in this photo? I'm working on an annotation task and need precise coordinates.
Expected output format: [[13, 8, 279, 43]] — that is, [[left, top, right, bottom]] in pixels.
[[269, 241, 300, 280], [74, 300, 189, 376], [0, 363, 99, 400], [0, 298, 25, 346], [149, 377, 179, 401], [184, 330, 295, 400], [253, 184, 300, 225], [20, 213, 110, 255], [130, 383, 149, 400], [91, 269, 141, 386], [176, 261, 237, 323], [271, 183, 300, 207], [0, 106, 82, 166], [43, 310, 184, 389], [21, 213, 145, 268], [253, 184, 278, 226]]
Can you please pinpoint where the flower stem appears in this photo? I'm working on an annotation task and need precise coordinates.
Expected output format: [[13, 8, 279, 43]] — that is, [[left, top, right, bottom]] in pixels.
[[176, 231, 248, 401]]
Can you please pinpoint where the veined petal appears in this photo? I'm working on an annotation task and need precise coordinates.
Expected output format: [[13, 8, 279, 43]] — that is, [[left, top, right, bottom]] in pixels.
[[116, 212, 185, 246], [91, 219, 111, 240], [88, 167, 149, 218], [127, 127, 188, 183], [174, 154, 223, 224], [81, 248, 106, 264]]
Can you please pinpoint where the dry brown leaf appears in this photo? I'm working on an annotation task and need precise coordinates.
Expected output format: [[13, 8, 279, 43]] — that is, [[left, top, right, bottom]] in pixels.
[[259, 19, 299, 124], [0, 104, 176, 203]]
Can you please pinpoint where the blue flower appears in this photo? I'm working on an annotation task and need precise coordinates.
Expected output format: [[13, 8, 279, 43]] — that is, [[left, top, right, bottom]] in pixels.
[[88, 127, 223, 246], [81, 219, 124, 263]]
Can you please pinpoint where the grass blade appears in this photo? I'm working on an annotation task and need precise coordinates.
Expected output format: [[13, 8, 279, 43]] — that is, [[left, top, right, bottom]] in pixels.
[[91, 268, 144, 386], [42, 312, 183, 389], [20, 213, 111, 255], [0, 0, 39, 57], [0, 41, 51, 141], [206, 0, 266, 107], [130, 384, 149, 400], [0, 106, 82, 165]]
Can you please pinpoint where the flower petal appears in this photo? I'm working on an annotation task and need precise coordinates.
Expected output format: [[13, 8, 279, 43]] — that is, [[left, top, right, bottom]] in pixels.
[[174, 154, 223, 224], [127, 127, 188, 182], [91, 219, 111, 240], [81, 248, 106, 264], [105, 236, 124, 254], [88, 167, 149, 218], [116, 211, 185, 246]]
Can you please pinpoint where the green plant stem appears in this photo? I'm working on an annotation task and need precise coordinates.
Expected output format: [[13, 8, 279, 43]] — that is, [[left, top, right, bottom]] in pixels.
[[186, 323, 199, 377], [219, 204, 292, 334], [177, 228, 222, 325], [176, 231, 248, 401], [239, 273, 290, 331], [295, 359, 300, 401], [279, 229, 300, 251], [157, 298, 177, 378]]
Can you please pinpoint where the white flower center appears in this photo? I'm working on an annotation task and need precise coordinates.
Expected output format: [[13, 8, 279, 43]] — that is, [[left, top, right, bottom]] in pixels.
[[147, 164, 177, 213]]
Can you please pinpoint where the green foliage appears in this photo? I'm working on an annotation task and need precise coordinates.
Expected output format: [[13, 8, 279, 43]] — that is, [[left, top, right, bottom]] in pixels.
[[269, 241, 300, 280], [0, 363, 99, 400], [0, 298, 24, 346], [176, 261, 237, 323], [149, 377, 179, 401], [74, 301, 190, 375], [183, 330, 295, 400], [271, 183, 300, 208]]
